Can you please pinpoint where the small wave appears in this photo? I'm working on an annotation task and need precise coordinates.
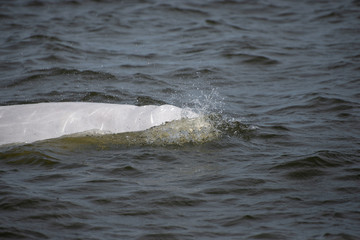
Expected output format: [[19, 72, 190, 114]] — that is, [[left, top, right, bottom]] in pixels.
[[0, 226, 48, 239], [27, 34, 62, 42], [153, 195, 205, 207], [136, 96, 167, 106], [271, 151, 356, 180], [167, 67, 219, 80], [222, 53, 279, 65], [242, 55, 279, 65], [146, 4, 209, 17], [0, 148, 59, 167], [266, 95, 358, 116], [7, 68, 117, 88]]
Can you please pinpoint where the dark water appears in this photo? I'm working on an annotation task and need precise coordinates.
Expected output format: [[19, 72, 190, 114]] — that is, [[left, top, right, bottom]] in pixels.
[[1, 0, 360, 239]]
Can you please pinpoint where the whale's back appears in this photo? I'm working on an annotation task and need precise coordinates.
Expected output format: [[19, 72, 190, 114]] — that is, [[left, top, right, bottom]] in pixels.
[[0, 102, 198, 145]]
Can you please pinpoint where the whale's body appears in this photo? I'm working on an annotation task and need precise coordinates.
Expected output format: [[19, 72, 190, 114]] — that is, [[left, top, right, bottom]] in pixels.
[[0, 102, 198, 145]]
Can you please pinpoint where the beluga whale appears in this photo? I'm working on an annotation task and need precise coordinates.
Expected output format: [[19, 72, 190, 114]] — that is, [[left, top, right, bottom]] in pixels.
[[0, 102, 199, 146]]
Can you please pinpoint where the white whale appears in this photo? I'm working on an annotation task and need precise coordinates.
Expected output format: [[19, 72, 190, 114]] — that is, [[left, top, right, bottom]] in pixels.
[[0, 102, 199, 145]]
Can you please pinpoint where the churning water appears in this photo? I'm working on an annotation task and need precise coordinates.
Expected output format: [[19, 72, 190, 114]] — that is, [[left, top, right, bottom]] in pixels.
[[1, 0, 360, 239]]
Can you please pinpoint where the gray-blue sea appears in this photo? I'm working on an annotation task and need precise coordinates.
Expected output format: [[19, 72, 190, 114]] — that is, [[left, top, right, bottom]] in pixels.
[[1, 0, 360, 239]]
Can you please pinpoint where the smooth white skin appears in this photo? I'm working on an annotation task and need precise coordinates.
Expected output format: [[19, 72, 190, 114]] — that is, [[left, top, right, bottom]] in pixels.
[[0, 102, 198, 145]]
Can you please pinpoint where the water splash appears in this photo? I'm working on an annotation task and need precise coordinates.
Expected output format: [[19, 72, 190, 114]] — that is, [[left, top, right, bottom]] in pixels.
[[187, 87, 225, 115], [169, 69, 225, 115]]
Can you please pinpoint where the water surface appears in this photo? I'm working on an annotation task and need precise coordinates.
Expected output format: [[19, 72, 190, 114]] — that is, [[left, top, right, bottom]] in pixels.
[[1, 0, 360, 239]]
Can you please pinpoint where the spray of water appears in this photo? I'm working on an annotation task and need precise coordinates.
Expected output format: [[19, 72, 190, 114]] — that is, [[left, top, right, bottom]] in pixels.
[[186, 87, 225, 115]]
